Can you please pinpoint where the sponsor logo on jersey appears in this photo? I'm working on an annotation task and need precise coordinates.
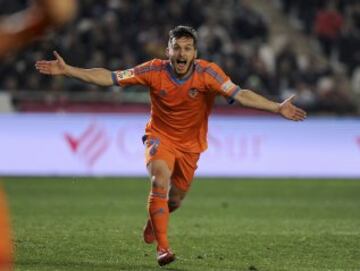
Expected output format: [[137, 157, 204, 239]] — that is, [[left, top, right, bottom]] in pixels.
[[188, 88, 199, 98], [116, 69, 135, 81], [221, 80, 236, 93]]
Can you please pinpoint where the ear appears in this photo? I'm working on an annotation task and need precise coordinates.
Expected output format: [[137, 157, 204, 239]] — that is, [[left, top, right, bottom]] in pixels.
[[165, 47, 169, 58]]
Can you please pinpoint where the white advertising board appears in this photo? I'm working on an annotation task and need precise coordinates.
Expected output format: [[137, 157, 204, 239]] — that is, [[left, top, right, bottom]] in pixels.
[[0, 113, 359, 177]]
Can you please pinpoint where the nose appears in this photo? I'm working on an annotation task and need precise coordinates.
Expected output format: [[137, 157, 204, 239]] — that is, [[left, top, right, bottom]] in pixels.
[[179, 48, 186, 58]]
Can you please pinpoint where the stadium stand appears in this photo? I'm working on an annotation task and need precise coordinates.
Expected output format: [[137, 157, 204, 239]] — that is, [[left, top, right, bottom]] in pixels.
[[0, 0, 358, 115]]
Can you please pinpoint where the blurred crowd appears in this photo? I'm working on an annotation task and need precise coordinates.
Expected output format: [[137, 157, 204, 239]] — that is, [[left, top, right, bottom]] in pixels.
[[278, 0, 360, 113], [280, 0, 360, 64], [0, 0, 358, 114]]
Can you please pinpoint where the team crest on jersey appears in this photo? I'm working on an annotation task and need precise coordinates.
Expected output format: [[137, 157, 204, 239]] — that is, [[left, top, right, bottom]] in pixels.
[[116, 69, 135, 81], [221, 80, 236, 93], [188, 88, 199, 98]]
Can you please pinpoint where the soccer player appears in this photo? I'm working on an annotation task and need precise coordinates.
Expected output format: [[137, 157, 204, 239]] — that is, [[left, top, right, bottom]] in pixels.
[[0, 0, 77, 58], [35, 25, 306, 266]]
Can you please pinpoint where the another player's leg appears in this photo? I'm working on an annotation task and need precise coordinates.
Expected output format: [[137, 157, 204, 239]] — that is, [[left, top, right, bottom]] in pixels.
[[0, 186, 13, 271], [147, 160, 175, 266]]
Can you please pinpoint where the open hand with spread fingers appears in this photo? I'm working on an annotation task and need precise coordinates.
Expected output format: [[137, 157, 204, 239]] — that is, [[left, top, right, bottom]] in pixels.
[[279, 95, 307, 121], [35, 51, 68, 76]]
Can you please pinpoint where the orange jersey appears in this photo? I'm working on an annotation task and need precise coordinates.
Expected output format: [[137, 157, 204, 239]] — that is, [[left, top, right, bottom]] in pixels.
[[112, 59, 241, 153]]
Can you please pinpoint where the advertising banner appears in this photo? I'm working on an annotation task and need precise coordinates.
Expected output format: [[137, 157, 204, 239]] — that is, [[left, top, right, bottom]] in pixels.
[[0, 113, 359, 177]]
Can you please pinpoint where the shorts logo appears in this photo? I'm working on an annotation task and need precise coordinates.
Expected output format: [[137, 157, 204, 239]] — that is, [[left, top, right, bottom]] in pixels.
[[149, 138, 160, 156], [115, 69, 135, 81], [188, 88, 199, 98], [221, 80, 236, 93]]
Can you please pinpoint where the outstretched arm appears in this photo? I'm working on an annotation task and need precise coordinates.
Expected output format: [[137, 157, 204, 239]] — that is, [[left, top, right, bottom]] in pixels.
[[234, 89, 306, 121], [35, 51, 114, 86]]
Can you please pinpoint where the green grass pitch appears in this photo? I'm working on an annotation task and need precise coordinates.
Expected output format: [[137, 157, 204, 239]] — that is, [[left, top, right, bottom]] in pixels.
[[2, 177, 360, 271]]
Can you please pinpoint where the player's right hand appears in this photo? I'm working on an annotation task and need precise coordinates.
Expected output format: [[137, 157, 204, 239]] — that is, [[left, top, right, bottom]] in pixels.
[[35, 51, 68, 76], [279, 95, 307, 121]]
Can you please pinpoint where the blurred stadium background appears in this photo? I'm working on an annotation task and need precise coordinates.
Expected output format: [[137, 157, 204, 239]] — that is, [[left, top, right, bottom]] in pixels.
[[1, 0, 359, 114], [0, 1, 360, 270], [0, 0, 359, 177]]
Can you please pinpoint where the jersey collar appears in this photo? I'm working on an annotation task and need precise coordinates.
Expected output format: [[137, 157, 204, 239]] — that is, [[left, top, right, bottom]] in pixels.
[[166, 61, 196, 85]]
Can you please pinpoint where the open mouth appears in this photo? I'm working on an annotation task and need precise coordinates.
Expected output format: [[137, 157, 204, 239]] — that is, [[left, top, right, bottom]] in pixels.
[[176, 59, 187, 70]]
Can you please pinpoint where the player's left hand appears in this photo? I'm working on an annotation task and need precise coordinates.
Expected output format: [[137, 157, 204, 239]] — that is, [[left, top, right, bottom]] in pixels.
[[279, 95, 307, 121]]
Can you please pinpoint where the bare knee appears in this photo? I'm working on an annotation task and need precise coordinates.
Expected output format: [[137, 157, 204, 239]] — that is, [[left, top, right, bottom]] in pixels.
[[151, 175, 168, 190], [148, 160, 172, 190]]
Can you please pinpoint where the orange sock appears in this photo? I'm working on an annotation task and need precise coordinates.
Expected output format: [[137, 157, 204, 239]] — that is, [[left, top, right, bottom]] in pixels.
[[0, 187, 13, 271], [148, 187, 169, 249]]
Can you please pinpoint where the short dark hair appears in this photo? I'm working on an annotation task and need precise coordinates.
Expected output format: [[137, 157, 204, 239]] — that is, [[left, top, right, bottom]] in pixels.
[[168, 25, 198, 48]]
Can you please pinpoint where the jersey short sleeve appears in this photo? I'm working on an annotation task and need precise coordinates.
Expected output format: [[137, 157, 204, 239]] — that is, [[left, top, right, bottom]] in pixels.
[[204, 62, 242, 100], [111, 60, 155, 87]]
